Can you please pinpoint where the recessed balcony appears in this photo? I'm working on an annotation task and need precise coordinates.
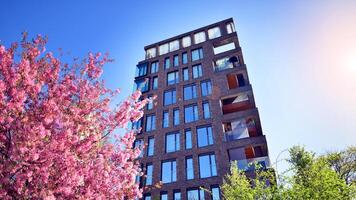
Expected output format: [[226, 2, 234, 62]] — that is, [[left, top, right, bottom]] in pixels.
[[221, 93, 252, 114]]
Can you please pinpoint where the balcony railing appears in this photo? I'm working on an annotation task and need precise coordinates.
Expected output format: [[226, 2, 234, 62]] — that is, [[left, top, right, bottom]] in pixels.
[[236, 156, 270, 171], [224, 123, 257, 141]]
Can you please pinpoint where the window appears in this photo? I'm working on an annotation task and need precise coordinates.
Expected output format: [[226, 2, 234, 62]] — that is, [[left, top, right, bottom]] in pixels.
[[214, 57, 234, 72], [146, 48, 156, 59], [194, 31, 206, 44], [167, 71, 179, 85], [145, 114, 156, 132], [199, 154, 217, 178], [134, 139, 144, 158], [182, 52, 188, 64], [173, 108, 180, 126], [152, 76, 158, 90], [135, 79, 149, 92], [213, 42, 236, 55], [145, 164, 153, 186], [173, 55, 179, 67], [147, 97, 153, 110], [147, 137, 155, 156], [208, 27, 221, 39], [163, 111, 169, 128], [164, 57, 170, 69], [159, 43, 169, 55], [191, 48, 203, 61], [186, 157, 194, 180], [151, 61, 159, 73], [161, 192, 168, 200], [203, 102, 211, 119], [135, 63, 148, 77], [226, 22, 236, 34], [183, 68, 189, 81], [182, 36, 191, 47], [164, 90, 176, 106], [184, 105, 198, 123], [185, 129, 192, 149], [187, 189, 205, 200], [144, 194, 152, 200], [132, 118, 142, 132], [161, 160, 176, 183], [183, 84, 197, 100], [201, 80, 212, 96], [174, 191, 181, 200], [169, 40, 180, 52], [211, 186, 221, 200], [197, 126, 213, 147], [192, 64, 203, 78], [166, 132, 180, 153]]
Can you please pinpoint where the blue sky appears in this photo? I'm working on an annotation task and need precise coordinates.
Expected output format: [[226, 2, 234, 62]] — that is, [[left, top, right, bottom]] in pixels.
[[1, 0, 356, 170]]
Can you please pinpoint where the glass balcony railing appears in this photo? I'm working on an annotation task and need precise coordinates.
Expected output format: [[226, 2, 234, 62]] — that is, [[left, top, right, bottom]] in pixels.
[[236, 156, 270, 171]]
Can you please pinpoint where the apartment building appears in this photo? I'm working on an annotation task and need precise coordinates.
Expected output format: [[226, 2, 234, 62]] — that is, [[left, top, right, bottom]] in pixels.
[[132, 18, 270, 200]]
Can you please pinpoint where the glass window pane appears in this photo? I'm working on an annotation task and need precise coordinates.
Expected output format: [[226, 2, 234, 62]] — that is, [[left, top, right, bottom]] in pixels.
[[193, 65, 202, 78], [183, 68, 189, 81], [174, 55, 179, 66], [174, 109, 180, 126], [169, 40, 179, 52], [153, 77, 158, 90], [161, 193, 168, 200], [146, 164, 153, 185], [203, 102, 210, 119], [163, 111, 169, 128], [164, 58, 170, 69], [187, 190, 199, 200], [182, 36, 191, 47], [182, 52, 188, 64], [211, 187, 220, 200], [146, 48, 156, 59], [199, 155, 211, 178], [194, 31, 206, 44], [191, 48, 203, 62], [147, 138, 154, 156], [208, 27, 221, 39], [159, 44, 169, 55], [186, 158, 194, 180], [185, 130, 192, 149], [174, 192, 181, 200], [226, 22, 236, 34]]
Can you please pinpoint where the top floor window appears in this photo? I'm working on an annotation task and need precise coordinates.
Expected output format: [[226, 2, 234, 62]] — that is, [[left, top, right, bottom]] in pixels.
[[159, 43, 169, 55], [226, 22, 236, 34], [182, 36, 191, 48], [194, 31, 206, 44], [135, 79, 149, 93], [191, 48, 203, 61], [208, 27, 221, 39], [151, 61, 159, 73], [146, 48, 156, 59], [169, 40, 180, 52], [135, 63, 148, 77]]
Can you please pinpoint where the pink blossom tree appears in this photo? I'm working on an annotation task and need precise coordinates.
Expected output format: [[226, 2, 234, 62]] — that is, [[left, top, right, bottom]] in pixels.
[[0, 34, 147, 199]]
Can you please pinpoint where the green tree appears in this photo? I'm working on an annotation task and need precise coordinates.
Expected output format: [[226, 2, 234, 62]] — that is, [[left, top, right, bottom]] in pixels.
[[221, 146, 356, 200]]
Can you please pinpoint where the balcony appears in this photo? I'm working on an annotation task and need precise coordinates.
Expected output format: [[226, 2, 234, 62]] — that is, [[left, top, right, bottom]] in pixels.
[[223, 119, 258, 141], [214, 56, 241, 72], [236, 156, 270, 171], [221, 93, 252, 114], [228, 144, 269, 171]]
